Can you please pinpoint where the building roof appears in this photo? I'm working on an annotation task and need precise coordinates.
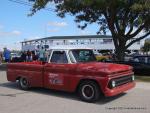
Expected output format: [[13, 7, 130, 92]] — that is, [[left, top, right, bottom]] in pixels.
[[22, 35, 112, 43], [48, 46, 93, 50]]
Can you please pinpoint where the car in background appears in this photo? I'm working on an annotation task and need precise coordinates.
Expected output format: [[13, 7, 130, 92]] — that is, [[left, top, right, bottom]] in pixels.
[[129, 55, 150, 63], [127, 55, 150, 75], [11, 52, 22, 62], [93, 51, 111, 62], [106, 55, 150, 75], [11, 52, 20, 58]]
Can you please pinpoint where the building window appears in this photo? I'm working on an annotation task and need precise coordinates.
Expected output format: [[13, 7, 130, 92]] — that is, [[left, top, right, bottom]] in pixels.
[[103, 39, 112, 43], [63, 40, 66, 44]]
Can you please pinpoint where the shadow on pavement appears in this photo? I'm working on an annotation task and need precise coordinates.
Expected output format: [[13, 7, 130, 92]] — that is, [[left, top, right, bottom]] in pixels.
[[0, 82, 126, 105]]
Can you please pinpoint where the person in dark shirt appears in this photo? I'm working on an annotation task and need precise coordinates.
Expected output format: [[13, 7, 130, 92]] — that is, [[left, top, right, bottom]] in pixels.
[[21, 51, 27, 62], [26, 50, 31, 62], [32, 51, 38, 61]]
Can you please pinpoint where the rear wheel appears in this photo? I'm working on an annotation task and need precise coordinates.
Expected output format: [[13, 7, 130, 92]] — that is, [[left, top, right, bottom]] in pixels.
[[19, 77, 29, 90], [78, 81, 100, 102]]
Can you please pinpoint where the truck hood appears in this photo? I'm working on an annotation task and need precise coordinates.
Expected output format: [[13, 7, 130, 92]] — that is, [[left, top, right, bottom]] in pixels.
[[77, 62, 132, 75]]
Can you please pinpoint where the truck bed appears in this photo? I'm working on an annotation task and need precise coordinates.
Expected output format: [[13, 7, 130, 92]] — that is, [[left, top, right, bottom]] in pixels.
[[7, 61, 45, 87]]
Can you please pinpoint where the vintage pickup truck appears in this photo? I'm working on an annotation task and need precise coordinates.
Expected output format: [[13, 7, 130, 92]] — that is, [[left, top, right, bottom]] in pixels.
[[7, 48, 135, 102]]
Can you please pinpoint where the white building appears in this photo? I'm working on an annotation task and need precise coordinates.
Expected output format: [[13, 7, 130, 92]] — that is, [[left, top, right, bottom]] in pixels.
[[21, 35, 142, 52]]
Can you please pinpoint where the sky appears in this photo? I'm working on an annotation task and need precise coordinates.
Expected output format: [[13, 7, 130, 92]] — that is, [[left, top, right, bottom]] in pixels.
[[0, 0, 101, 51], [0, 0, 149, 51]]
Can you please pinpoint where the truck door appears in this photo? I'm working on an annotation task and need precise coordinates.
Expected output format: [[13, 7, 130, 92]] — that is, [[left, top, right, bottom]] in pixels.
[[44, 51, 76, 91]]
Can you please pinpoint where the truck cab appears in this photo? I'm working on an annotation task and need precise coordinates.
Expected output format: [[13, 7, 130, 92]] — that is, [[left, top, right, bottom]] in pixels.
[[48, 48, 96, 63]]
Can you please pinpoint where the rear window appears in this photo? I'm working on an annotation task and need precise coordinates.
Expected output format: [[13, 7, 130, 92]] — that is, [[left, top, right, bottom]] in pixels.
[[50, 51, 68, 64]]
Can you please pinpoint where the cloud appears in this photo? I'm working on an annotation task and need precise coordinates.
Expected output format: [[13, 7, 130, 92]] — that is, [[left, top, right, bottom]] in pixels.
[[48, 21, 68, 27], [0, 25, 3, 29], [24, 36, 40, 41], [48, 28, 59, 32], [12, 30, 21, 35], [0, 30, 21, 36], [0, 42, 21, 51]]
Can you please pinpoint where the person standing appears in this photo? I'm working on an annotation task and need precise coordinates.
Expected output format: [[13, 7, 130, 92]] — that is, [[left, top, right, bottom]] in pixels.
[[32, 51, 38, 61], [3, 48, 11, 63], [39, 47, 45, 62], [26, 50, 32, 62], [0, 52, 3, 65], [45, 50, 49, 62], [21, 51, 27, 62]]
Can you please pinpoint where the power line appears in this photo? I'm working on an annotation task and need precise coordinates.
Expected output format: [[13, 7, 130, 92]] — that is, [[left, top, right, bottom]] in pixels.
[[8, 0, 56, 12]]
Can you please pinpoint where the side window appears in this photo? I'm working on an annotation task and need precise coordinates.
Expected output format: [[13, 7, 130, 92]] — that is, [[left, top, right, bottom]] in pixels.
[[134, 58, 139, 62], [137, 57, 145, 63], [50, 51, 68, 64]]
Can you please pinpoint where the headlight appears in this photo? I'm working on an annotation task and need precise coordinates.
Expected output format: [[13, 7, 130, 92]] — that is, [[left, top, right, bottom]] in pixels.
[[132, 75, 135, 81], [112, 80, 116, 88]]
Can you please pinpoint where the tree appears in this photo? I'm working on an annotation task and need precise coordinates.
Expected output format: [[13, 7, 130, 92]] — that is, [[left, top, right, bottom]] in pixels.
[[142, 41, 150, 55], [29, 0, 150, 61]]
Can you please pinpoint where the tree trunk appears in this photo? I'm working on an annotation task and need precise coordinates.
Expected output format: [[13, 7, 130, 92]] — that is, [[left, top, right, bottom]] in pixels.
[[111, 34, 127, 61], [115, 45, 126, 61]]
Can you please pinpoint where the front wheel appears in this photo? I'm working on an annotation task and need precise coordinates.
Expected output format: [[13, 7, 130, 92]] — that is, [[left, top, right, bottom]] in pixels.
[[78, 81, 100, 102], [19, 77, 29, 90]]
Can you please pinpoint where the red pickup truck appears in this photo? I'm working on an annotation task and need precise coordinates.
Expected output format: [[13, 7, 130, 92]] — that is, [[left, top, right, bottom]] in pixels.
[[7, 48, 135, 102]]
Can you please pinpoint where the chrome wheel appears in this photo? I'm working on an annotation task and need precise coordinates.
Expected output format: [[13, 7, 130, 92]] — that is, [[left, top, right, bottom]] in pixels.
[[82, 85, 94, 100], [78, 81, 100, 102], [19, 77, 29, 90]]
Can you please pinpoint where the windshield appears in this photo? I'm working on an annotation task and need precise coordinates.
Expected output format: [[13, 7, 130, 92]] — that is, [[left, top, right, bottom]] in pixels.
[[71, 49, 96, 63]]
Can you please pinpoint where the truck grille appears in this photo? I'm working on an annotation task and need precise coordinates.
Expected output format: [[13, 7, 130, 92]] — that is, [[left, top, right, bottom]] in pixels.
[[108, 75, 133, 89]]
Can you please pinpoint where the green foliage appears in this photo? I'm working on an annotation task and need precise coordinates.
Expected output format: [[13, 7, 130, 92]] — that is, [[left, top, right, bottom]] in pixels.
[[29, 0, 150, 60]]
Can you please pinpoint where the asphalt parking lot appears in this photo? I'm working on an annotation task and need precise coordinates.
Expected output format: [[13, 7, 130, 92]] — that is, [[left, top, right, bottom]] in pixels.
[[0, 71, 150, 113]]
